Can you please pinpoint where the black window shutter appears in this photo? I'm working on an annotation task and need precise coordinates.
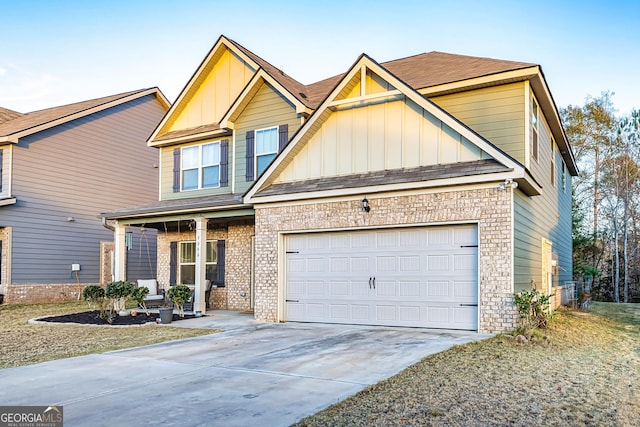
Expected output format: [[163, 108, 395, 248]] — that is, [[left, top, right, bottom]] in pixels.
[[0, 149, 3, 192], [169, 241, 177, 286], [220, 139, 229, 187], [172, 148, 181, 192], [215, 240, 226, 286], [245, 130, 255, 181], [278, 124, 289, 152]]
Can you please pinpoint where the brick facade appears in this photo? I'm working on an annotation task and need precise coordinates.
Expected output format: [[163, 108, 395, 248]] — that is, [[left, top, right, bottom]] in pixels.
[[156, 220, 254, 311], [254, 186, 518, 333]]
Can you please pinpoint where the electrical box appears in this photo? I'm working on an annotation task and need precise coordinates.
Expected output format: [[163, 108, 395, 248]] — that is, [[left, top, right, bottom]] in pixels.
[[71, 264, 81, 272]]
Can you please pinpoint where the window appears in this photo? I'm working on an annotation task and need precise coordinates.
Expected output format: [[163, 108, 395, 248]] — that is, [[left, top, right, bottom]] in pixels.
[[255, 127, 278, 176], [181, 142, 220, 191], [531, 98, 539, 162], [179, 241, 218, 285]]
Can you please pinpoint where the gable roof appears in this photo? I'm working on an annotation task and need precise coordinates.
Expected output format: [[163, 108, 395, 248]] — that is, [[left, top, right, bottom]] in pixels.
[[245, 53, 532, 203], [0, 88, 169, 143], [304, 51, 536, 109], [148, 35, 311, 146]]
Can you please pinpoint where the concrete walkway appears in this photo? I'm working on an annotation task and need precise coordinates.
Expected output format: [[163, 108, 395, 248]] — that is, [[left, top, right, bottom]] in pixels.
[[0, 311, 490, 426]]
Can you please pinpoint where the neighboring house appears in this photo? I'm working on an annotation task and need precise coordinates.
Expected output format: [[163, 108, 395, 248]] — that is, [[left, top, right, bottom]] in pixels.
[[102, 36, 577, 333], [0, 89, 169, 303]]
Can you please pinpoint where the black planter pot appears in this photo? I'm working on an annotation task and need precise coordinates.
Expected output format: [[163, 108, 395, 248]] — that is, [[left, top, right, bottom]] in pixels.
[[158, 307, 173, 324]]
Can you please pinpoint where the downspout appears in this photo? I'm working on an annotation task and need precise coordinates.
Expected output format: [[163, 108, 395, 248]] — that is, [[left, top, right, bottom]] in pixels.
[[101, 217, 116, 231]]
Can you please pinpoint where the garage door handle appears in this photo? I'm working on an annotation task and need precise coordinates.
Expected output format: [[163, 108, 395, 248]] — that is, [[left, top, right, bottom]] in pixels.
[[369, 277, 372, 289], [372, 277, 376, 289], [286, 299, 299, 303], [459, 303, 478, 307]]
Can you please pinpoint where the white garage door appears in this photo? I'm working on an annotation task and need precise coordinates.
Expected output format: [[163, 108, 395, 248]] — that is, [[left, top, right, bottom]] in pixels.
[[285, 224, 478, 330]]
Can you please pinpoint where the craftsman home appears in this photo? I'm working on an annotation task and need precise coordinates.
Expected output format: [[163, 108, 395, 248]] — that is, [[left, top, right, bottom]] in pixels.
[[103, 36, 576, 333], [0, 89, 169, 302]]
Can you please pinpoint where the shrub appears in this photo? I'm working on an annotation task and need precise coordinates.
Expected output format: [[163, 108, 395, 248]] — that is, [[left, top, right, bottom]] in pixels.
[[82, 285, 112, 322], [167, 284, 192, 318], [131, 286, 150, 315], [513, 288, 552, 332], [105, 281, 135, 312]]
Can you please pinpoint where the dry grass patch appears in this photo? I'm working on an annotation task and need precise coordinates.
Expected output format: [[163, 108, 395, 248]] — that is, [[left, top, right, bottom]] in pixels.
[[0, 301, 216, 369], [295, 303, 640, 426]]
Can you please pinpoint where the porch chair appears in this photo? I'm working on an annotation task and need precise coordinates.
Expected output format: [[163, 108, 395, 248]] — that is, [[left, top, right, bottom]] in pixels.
[[182, 280, 212, 312], [137, 279, 165, 308]]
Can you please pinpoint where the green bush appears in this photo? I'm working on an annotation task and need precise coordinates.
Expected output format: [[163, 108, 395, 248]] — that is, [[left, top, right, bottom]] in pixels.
[[167, 284, 192, 318], [82, 285, 105, 302], [131, 286, 150, 315], [514, 288, 552, 331], [82, 285, 112, 322], [105, 281, 135, 312]]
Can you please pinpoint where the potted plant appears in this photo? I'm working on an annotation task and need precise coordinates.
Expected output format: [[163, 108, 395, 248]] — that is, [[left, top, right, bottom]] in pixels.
[[167, 284, 192, 318]]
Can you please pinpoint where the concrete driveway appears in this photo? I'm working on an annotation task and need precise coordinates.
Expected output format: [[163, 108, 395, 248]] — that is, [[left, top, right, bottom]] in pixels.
[[0, 312, 490, 426]]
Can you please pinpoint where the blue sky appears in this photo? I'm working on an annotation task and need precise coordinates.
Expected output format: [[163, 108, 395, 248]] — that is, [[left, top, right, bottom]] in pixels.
[[1, 0, 638, 115]]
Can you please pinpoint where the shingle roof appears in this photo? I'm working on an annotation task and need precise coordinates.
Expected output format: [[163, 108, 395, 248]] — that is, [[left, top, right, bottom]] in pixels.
[[304, 51, 536, 109], [0, 88, 156, 138], [0, 107, 23, 124], [256, 159, 511, 197], [102, 193, 249, 219], [226, 37, 312, 109]]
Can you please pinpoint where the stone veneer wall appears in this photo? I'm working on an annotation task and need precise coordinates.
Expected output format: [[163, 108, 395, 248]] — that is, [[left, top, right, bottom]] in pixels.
[[156, 221, 254, 311], [254, 187, 518, 333]]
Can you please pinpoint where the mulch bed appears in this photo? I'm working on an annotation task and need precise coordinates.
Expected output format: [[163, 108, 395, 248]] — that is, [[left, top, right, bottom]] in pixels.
[[37, 310, 197, 326]]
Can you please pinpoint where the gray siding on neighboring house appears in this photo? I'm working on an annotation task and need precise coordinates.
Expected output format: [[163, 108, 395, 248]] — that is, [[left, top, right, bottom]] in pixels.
[[2, 94, 165, 285], [514, 109, 572, 292]]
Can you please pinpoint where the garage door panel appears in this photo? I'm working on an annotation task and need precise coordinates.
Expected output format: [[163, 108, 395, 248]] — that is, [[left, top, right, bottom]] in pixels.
[[351, 304, 370, 320], [285, 225, 478, 330], [376, 305, 397, 321], [399, 255, 420, 272], [376, 280, 397, 297], [399, 281, 420, 297], [427, 255, 450, 271], [399, 305, 421, 322], [427, 280, 450, 297], [351, 280, 370, 296], [376, 256, 397, 271]]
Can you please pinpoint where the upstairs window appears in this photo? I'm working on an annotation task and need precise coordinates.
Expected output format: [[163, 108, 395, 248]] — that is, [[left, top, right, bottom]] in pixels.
[[531, 98, 539, 162], [181, 142, 220, 191], [255, 127, 278, 176]]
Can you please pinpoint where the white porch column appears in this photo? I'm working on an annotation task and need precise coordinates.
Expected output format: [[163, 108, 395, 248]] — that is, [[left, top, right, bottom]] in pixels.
[[194, 217, 208, 314], [113, 222, 127, 282]]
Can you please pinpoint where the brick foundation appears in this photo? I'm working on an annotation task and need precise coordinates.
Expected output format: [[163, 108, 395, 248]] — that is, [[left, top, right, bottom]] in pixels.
[[4, 283, 93, 304]]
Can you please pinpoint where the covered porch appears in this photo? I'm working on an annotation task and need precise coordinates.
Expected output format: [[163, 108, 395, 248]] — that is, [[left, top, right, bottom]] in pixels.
[[102, 194, 255, 314]]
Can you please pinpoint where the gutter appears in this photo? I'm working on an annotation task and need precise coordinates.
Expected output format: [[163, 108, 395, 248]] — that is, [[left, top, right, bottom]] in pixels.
[[101, 216, 116, 231]]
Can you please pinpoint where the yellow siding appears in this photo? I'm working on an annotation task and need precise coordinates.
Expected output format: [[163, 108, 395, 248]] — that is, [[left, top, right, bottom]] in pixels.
[[275, 96, 489, 183], [431, 82, 525, 164], [167, 49, 254, 132]]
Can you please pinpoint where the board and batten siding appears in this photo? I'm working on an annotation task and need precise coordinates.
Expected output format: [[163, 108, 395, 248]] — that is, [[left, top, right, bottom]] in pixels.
[[275, 96, 489, 183], [2, 94, 165, 284], [234, 81, 300, 194], [166, 48, 255, 132], [430, 82, 526, 165], [513, 103, 572, 292]]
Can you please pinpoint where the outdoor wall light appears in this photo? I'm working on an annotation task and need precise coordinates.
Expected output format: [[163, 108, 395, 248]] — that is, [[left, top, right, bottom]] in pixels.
[[362, 197, 371, 213]]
